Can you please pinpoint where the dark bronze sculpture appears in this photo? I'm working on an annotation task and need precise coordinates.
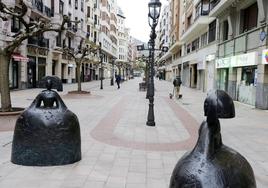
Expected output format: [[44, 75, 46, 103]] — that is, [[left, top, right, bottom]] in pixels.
[[170, 90, 256, 188], [38, 76, 63, 91], [11, 79, 81, 166]]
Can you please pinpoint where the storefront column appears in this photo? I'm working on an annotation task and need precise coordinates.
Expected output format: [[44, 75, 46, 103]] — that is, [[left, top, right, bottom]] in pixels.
[[20, 46, 28, 89], [256, 64, 268, 109], [228, 67, 237, 100], [46, 51, 53, 76]]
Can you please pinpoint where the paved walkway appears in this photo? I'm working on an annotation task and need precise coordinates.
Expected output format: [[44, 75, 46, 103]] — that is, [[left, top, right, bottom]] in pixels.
[[0, 78, 268, 188]]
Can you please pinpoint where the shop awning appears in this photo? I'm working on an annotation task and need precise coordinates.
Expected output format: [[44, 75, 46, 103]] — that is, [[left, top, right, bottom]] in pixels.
[[12, 54, 29, 62]]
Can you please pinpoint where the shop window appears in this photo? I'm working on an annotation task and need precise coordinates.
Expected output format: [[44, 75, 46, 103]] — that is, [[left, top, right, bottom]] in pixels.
[[223, 20, 229, 41], [208, 20, 216, 43], [241, 3, 258, 33], [241, 66, 257, 86]]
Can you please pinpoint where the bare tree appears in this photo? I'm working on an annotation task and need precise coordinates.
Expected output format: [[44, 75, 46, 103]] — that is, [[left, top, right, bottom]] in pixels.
[[0, 0, 70, 112], [63, 39, 99, 92]]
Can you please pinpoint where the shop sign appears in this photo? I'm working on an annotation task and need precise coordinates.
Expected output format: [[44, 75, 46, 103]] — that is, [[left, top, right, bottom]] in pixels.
[[216, 57, 231, 68], [231, 52, 257, 67], [262, 49, 268, 64], [206, 54, 215, 61], [197, 61, 205, 70]]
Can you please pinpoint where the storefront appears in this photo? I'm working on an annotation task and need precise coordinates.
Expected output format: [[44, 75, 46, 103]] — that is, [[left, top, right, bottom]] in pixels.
[[197, 61, 206, 92], [182, 61, 190, 87], [190, 62, 197, 88], [216, 52, 258, 106], [9, 54, 28, 89]]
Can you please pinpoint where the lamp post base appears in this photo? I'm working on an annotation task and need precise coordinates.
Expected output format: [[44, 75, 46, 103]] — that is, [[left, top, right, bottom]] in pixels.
[[146, 121, 155, 126]]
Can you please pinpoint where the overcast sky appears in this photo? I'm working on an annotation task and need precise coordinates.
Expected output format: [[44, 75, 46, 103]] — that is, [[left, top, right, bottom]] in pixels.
[[117, 0, 168, 43]]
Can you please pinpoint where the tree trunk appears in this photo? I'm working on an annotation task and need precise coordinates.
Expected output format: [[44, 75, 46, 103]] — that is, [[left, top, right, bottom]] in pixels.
[[0, 50, 12, 112], [76, 62, 82, 92]]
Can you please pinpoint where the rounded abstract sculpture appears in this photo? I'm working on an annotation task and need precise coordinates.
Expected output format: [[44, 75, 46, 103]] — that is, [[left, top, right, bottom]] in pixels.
[[170, 90, 256, 188], [11, 80, 81, 166]]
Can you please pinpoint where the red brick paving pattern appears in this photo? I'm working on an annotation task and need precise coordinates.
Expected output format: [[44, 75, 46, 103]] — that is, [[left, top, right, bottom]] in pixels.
[[90, 97, 199, 151]]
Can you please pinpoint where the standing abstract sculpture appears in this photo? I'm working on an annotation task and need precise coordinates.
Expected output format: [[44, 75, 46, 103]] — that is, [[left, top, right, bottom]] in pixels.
[[11, 79, 81, 166], [170, 90, 256, 188]]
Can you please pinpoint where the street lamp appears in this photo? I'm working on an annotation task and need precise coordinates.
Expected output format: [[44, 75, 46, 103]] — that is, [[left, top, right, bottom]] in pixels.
[[146, 0, 162, 127], [110, 57, 116, 86], [99, 42, 104, 90]]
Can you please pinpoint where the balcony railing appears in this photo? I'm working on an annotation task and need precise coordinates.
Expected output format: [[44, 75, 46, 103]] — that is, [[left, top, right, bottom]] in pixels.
[[218, 24, 267, 58], [28, 36, 49, 48], [32, 0, 52, 17], [209, 0, 221, 11]]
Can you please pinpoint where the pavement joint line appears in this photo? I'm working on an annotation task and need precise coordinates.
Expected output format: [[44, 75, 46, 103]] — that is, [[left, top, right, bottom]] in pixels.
[[2, 141, 12, 147]]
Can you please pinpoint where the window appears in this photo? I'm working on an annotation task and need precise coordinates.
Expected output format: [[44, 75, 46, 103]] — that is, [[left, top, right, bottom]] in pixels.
[[192, 38, 199, 51], [186, 44, 191, 54], [87, 25, 91, 36], [222, 20, 229, 41], [241, 66, 257, 86], [81, 19, 83, 30], [208, 20, 216, 43], [241, 3, 258, 33], [81, 0, 84, 12], [94, 15, 98, 25], [200, 32, 207, 47], [56, 32, 62, 47], [87, 6, 91, 17], [11, 16, 20, 33], [187, 14, 192, 29], [75, 0, 78, 9], [59, 1, 64, 15]]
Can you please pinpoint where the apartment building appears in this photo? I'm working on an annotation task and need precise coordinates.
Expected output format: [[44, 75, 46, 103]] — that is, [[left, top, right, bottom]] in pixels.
[[99, 0, 118, 79], [117, 8, 131, 79], [3, 0, 87, 89], [211, 0, 268, 109], [156, 4, 172, 81], [86, 0, 101, 81], [178, 0, 217, 92]]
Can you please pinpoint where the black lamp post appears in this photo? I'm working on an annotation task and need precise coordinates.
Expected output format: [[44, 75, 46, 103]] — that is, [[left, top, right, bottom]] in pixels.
[[110, 57, 116, 86], [99, 42, 104, 90], [146, 0, 162, 126]]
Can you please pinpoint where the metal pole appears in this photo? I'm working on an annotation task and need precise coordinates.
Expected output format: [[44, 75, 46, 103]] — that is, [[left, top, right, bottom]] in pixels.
[[100, 56, 103, 90], [111, 60, 114, 86], [146, 24, 157, 127]]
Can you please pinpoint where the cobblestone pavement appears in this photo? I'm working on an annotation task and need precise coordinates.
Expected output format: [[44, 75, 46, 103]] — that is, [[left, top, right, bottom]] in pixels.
[[0, 78, 268, 188]]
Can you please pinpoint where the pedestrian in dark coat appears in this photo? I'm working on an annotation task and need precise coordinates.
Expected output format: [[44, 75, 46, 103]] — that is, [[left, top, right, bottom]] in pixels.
[[115, 75, 121, 89]]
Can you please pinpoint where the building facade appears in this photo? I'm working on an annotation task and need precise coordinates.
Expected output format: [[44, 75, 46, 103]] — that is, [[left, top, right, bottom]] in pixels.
[[212, 0, 268, 109], [158, 0, 268, 109]]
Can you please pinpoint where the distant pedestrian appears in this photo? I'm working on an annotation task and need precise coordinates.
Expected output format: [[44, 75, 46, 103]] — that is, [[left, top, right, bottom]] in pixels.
[[173, 76, 182, 99], [115, 74, 121, 89]]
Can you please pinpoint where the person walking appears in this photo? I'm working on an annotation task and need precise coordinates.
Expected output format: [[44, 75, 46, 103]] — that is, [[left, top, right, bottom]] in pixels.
[[115, 74, 121, 89], [173, 76, 182, 99]]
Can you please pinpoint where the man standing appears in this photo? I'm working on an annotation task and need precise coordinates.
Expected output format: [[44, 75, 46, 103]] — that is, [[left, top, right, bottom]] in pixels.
[[115, 74, 121, 89], [173, 76, 182, 99]]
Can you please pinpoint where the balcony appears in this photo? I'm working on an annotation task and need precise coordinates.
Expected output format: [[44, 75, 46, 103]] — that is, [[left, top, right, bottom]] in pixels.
[[218, 25, 267, 58], [28, 36, 49, 48], [180, 16, 215, 43], [209, 0, 236, 17], [31, 0, 52, 18]]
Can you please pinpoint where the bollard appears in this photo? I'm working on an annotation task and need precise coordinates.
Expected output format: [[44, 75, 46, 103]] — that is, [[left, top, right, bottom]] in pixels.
[[11, 79, 81, 166], [170, 90, 256, 188]]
